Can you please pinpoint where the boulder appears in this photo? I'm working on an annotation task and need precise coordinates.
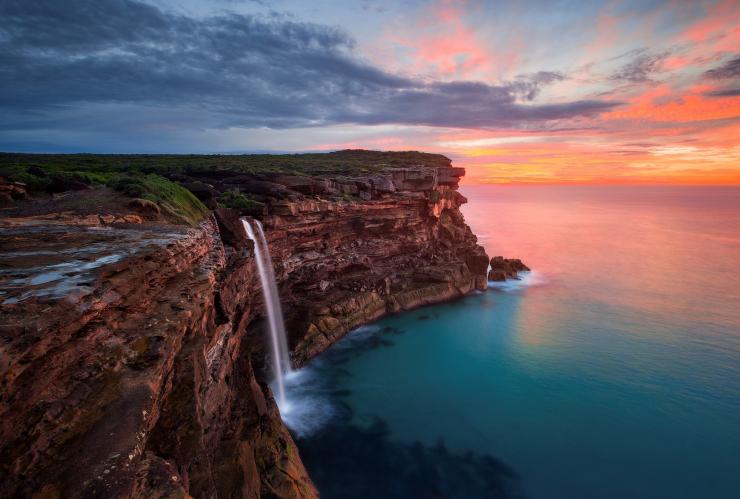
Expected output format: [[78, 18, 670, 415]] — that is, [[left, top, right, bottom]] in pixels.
[[488, 256, 530, 281], [0, 177, 28, 205]]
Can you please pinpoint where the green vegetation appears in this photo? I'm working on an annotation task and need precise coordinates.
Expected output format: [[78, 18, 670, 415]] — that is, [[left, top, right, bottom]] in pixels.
[[0, 149, 451, 178], [217, 189, 264, 210], [0, 158, 207, 225], [0, 149, 451, 224], [7, 169, 118, 192], [110, 174, 208, 225]]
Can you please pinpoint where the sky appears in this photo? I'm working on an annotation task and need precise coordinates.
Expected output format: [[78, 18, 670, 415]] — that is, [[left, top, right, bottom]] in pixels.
[[1, 0, 738, 184]]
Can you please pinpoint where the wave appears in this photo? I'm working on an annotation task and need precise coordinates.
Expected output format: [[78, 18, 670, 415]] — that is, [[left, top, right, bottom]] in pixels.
[[487, 270, 547, 293]]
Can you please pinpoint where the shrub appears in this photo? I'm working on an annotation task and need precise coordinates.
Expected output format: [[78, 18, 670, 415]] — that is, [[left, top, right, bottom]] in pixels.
[[217, 189, 264, 211], [11, 171, 51, 191]]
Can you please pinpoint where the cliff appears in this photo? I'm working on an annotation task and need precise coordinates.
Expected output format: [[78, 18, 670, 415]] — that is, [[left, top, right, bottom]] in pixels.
[[0, 151, 488, 498]]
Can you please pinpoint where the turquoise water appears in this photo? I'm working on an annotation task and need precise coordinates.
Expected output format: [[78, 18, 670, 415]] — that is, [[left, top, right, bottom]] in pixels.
[[286, 186, 740, 499]]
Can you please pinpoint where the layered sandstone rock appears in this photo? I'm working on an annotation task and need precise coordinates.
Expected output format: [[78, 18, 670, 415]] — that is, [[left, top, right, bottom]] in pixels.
[[0, 154, 488, 498], [0, 218, 315, 498], [250, 166, 489, 365]]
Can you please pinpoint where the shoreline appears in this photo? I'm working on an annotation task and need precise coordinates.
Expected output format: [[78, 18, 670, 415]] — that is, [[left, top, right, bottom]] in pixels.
[[0, 151, 528, 498]]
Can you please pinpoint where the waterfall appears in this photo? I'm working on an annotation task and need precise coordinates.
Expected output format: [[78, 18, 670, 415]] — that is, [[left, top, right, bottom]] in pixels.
[[241, 218, 292, 409]]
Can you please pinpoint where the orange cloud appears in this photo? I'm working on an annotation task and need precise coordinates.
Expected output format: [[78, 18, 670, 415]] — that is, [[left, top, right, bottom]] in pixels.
[[381, 0, 525, 80], [325, 0, 740, 186], [434, 118, 740, 185], [682, 0, 740, 51], [605, 84, 740, 122]]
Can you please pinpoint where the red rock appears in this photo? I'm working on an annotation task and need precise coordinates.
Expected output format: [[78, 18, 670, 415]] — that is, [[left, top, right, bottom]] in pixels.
[[0, 156, 493, 498], [0, 177, 28, 205], [488, 269, 507, 281], [488, 256, 530, 281]]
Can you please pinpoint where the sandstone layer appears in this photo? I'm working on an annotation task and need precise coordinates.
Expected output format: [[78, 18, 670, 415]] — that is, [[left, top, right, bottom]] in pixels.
[[0, 153, 488, 498]]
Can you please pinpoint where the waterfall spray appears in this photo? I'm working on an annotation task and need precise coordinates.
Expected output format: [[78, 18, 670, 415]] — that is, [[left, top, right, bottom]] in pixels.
[[241, 218, 292, 409]]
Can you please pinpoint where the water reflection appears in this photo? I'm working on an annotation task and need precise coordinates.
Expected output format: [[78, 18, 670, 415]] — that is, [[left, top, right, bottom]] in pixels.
[[288, 186, 740, 498]]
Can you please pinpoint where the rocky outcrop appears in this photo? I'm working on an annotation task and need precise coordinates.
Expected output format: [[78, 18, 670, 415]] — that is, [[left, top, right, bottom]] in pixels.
[[0, 153, 488, 498], [0, 218, 315, 498], [488, 256, 530, 281], [254, 168, 489, 365], [0, 176, 27, 207]]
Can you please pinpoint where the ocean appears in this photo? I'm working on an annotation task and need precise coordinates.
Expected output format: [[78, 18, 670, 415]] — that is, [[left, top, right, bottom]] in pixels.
[[285, 185, 740, 499]]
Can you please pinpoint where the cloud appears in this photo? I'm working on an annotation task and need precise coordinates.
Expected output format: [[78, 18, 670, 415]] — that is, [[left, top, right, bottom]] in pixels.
[[610, 49, 670, 83], [361, 1, 388, 13], [703, 55, 740, 80], [701, 55, 740, 98], [0, 0, 619, 141], [704, 88, 740, 97], [511, 71, 566, 100]]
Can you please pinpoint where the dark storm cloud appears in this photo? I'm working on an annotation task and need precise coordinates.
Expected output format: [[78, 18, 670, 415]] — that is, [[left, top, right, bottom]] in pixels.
[[703, 55, 740, 80], [610, 49, 669, 83], [0, 0, 618, 135]]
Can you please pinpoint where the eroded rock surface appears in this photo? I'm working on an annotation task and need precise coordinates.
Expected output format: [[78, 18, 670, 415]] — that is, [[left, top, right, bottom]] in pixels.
[[0, 177, 27, 207], [0, 218, 315, 498], [254, 168, 490, 365], [0, 154, 488, 498], [488, 256, 530, 281]]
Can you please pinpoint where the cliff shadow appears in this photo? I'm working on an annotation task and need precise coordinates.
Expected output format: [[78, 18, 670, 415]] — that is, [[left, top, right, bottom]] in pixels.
[[296, 407, 524, 499], [289, 321, 525, 498]]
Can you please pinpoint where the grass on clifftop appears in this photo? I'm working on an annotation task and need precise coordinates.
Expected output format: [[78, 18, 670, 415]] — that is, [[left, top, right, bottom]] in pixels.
[[111, 174, 209, 225], [1, 161, 208, 225], [0, 150, 451, 224]]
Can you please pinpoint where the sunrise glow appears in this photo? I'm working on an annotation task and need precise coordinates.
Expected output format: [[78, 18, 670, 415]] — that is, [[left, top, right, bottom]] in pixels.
[[2, 0, 739, 184]]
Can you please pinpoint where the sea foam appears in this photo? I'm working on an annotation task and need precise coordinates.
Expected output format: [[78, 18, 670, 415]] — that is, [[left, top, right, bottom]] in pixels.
[[487, 270, 547, 292]]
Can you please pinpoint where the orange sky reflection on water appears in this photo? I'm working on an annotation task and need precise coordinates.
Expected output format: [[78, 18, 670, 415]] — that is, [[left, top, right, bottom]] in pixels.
[[461, 185, 740, 348]]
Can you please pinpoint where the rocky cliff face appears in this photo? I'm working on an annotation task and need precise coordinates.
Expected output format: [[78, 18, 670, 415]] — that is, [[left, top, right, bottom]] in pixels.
[[0, 219, 315, 498], [0, 157, 487, 498], [254, 166, 489, 365]]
